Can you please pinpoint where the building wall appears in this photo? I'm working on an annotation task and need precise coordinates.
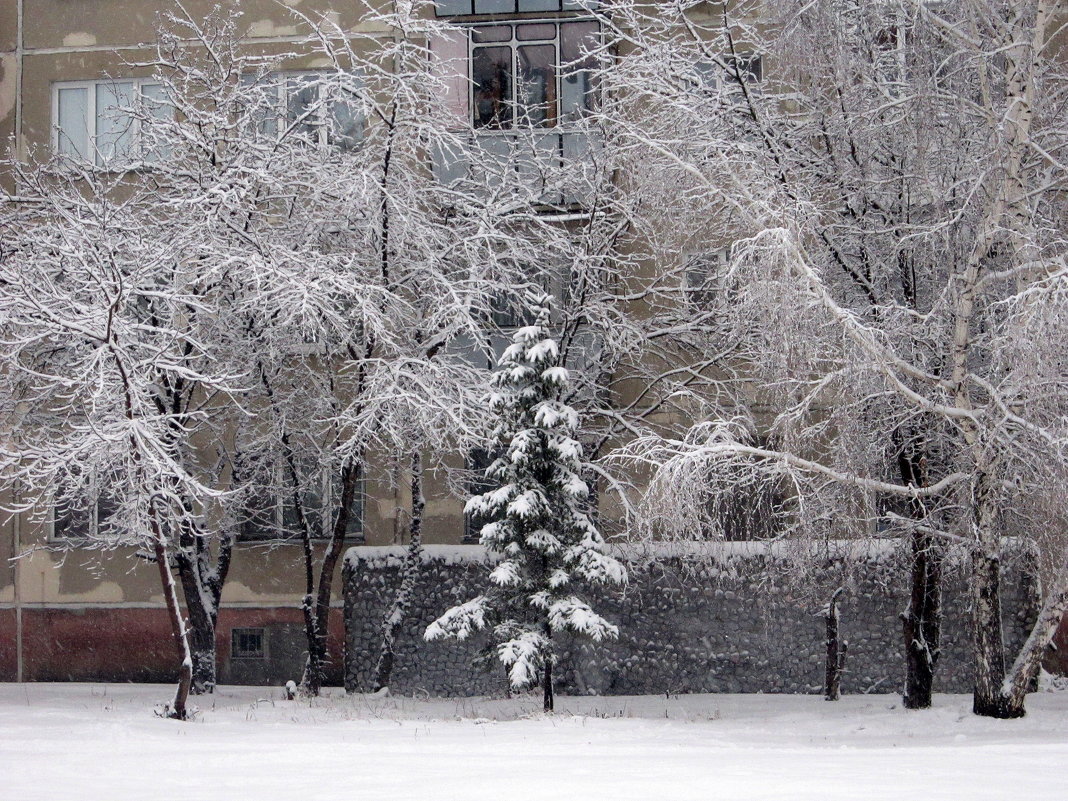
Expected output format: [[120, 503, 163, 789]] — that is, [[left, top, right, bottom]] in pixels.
[[344, 543, 1041, 696]]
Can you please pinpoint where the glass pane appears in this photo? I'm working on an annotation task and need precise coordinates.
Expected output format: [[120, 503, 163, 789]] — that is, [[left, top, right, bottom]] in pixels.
[[517, 45, 556, 127], [430, 31, 470, 126], [242, 488, 280, 540], [518, 0, 559, 11], [562, 0, 597, 8], [56, 87, 89, 159], [140, 83, 173, 161], [331, 96, 363, 151], [239, 73, 280, 139], [473, 0, 513, 12], [53, 500, 92, 538], [561, 22, 600, 120], [95, 81, 135, 166], [472, 26, 511, 43], [95, 491, 119, 535], [516, 23, 556, 41], [286, 75, 320, 143], [472, 46, 512, 130], [435, 0, 472, 14]]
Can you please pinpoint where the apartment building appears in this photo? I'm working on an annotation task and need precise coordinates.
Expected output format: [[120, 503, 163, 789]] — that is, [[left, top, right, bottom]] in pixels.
[[0, 0, 649, 686]]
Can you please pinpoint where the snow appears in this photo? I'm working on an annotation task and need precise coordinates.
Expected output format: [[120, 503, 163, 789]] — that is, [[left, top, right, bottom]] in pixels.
[[3, 683, 1068, 801]]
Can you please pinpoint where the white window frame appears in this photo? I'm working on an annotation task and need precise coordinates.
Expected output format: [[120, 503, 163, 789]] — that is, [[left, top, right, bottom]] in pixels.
[[51, 78, 168, 167], [692, 53, 764, 103], [247, 70, 364, 150], [465, 18, 601, 134], [242, 463, 365, 543], [231, 627, 268, 661], [685, 247, 731, 309]]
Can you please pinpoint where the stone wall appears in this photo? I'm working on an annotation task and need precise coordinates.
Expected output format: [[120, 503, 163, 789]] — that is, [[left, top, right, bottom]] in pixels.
[[343, 542, 1037, 697]]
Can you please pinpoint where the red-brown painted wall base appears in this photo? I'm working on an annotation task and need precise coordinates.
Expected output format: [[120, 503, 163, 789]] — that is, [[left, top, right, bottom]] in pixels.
[[2, 606, 344, 686], [0, 609, 18, 680], [1046, 615, 1068, 676]]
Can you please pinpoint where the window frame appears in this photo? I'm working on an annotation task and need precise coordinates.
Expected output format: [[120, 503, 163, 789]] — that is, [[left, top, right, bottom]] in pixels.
[[241, 464, 365, 544], [435, 0, 598, 17], [685, 247, 731, 309], [51, 77, 168, 167], [230, 627, 268, 661], [464, 18, 601, 134], [246, 69, 365, 151]]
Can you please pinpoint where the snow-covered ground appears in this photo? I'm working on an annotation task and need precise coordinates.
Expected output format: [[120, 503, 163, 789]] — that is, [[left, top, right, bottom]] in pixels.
[[3, 683, 1067, 801]]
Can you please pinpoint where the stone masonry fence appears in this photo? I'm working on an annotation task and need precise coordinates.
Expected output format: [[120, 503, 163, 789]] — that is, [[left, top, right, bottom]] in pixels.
[[343, 541, 1037, 697]]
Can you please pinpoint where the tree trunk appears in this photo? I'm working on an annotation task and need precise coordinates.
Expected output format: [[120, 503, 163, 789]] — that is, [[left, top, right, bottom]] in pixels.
[[302, 457, 362, 696], [1001, 561, 1068, 711], [543, 660, 554, 713], [373, 450, 424, 693], [543, 622, 554, 713], [174, 523, 234, 695], [153, 535, 192, 721], [901, 528, 943, 709], [824, 587, 846, 701], [896, 437, 943, 710], [970, 547, 1022, 717], [176, 549, 217, 695]]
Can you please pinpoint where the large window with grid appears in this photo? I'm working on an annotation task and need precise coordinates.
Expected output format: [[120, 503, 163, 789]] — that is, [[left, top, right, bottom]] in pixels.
[[242, 464, 364, 543], [53, 79, 170, 166], [242, 71, 363, 150], [435, 0, 598, 17]]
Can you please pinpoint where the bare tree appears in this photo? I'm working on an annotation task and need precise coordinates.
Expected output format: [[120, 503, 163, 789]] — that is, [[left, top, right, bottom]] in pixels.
[[605, 0, 1068, 717]]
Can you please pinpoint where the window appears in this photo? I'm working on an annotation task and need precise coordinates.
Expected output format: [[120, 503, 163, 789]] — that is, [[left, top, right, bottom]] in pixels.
[[692, 53, 763, 102], [686, 248, 730, 309], [231, 627, 266, 660], [53, 79, 170, 166], [244, 72, 363, 150], [242, 464, 364, 542], [436, 0, 598, 17], [52, 493, 118, 541], [429, 20, 601, 203], [51, 471, 120, 541], [463, 447, 500, 543], [467, 21, 599, 130]]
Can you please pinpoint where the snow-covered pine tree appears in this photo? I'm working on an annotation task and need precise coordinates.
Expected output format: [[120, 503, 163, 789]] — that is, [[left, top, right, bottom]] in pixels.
[[425, 292, 626, 711]]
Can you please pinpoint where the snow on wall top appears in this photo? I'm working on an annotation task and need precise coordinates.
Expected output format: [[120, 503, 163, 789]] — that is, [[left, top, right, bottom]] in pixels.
[[343, 538, 922, 571]]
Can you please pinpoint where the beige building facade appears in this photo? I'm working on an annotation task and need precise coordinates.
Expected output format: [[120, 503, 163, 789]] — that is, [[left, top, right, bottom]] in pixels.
[[1, 0, 606, 684]]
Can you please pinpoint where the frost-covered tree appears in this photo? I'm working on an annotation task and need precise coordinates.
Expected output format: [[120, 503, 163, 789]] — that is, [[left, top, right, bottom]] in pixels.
[[607, 0, 1068, 718], [425, 294, 625, 712]]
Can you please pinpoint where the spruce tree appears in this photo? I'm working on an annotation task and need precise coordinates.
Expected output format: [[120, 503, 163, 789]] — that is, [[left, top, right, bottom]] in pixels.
[[425, 293, 626, 711]]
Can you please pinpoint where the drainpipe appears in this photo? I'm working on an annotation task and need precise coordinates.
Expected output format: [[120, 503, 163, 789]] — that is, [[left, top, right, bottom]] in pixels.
[[13, 481, 22, 682], [15, 0, 24, 164]]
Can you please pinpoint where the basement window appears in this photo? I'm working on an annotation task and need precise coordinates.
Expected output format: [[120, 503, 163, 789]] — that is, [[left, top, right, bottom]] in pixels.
[[231, 628, 266, 660]]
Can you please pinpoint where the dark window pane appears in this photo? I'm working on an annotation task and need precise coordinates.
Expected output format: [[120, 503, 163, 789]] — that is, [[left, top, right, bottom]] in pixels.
[[286, 76, 320, 142], [474, 0, 514, 12], [516, 23, 557, 41], [472, 25, 511, 43], [561, 21, 599, 120], [472, 46, 513, 129], [329, 468, 364, 541], [464, 448, 500, 543], [330, 92, 363, 150], [53, 501, 92, 539], [518, 0, 560, 11], [517, 44, 556, 127], [242, 487, 280, 540], [232, 627, 266, 659], [435, 0, 472, 14], [95, 492, 119, 536]]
